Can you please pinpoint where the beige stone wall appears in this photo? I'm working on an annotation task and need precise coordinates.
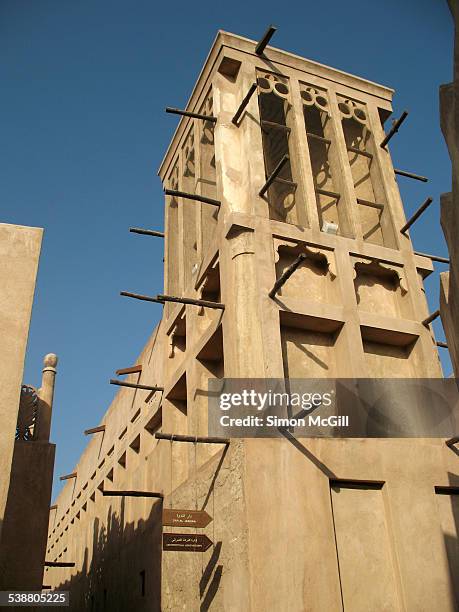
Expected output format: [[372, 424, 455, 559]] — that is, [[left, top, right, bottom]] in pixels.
[[440, 0, 459, 376], [0, 223, 42, 543]]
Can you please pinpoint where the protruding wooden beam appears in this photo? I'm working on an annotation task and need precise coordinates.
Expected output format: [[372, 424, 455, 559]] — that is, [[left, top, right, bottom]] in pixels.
[[394, 168, 428, 182], [255, 25, 277, 55], [380, 110, 409, 148], [84, 425, 106, 435], [120, 291, 164, 304], [155, 432, 230, 445], [49, 505, 57, 510], [129, 227, 165, 238], [110, 379, 164, 391], [156, 294, 225, 310], [44, 561, 75, 568], [269, 253, 307, 299], [59, 472, 77, 482], [166, 107, 217, 123], [164, 189, 221, 207], [103, 490, 164, 498], [232, 83, 257, 125], [422, 309, 440, 327], [446, 436, 459, 448], [400, 197, 433, 234], [259, 154, 289, 197], [115, 365, 142, 376], [414, 251, 450, 264], [436, 341, 449, 349]]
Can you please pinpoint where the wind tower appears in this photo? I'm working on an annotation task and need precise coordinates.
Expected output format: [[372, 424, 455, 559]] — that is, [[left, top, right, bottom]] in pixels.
[[47, 27, 459, 612]]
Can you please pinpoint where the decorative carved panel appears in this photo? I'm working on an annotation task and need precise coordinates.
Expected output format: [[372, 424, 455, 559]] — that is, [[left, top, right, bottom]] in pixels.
[[16, 384, 39, 441]]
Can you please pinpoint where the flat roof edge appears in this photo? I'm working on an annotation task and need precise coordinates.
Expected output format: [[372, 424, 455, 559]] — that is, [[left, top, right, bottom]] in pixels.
[[157, 29, 395, 178]]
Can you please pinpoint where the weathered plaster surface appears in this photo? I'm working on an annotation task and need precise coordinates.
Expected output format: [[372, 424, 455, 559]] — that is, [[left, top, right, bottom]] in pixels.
[[0, 224, 42, 542]]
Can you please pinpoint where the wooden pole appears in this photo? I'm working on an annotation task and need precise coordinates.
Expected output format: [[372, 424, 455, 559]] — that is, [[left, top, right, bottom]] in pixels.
[[84, 425, 106, 435], [164, 189, 221, 207], [110, 379, 163, 391], [414, 251, 450, 264], [166, 107, 217, 123], [44, 561, 75, 568], [422, 309, 440, 327], [156, 294, 225, 310], [259, 154, 289, 197], [400, 197, 433, 234], [155, 432, 230, 445], [102, 490, 164, 498], [59, 472, 77, 481], [394, 168, 428, 182], [255, 25, 277, 55], [232, 83, 257, 125], [269, 253, 307, 298], [115, 365, 142, 376], [380, 111, 409, 148], [129, 227, 165, 237], [120, 291, 164, 304]]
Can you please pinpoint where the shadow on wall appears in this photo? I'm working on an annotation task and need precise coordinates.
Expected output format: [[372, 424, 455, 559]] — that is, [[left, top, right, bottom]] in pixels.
[[50, 445, 227, 611], [51, 498, 162, 611], [439, 471, 459, 608], [198, 541, 223, 612]]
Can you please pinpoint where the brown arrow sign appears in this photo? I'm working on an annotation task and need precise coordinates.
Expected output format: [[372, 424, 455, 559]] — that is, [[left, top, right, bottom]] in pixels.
[[162, 508, 213, 528], [163, 533, 213, 552]]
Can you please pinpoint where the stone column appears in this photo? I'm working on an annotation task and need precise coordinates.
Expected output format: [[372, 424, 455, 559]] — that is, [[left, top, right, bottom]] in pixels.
[[35, 353, 58, 442]]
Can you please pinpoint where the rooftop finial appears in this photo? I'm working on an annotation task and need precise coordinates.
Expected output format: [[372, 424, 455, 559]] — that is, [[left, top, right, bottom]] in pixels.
[[43, 353, 58, 370]]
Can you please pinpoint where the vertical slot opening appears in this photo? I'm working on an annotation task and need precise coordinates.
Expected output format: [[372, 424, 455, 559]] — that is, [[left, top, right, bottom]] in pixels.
[[198, 92, 218, 262], [257, 73, 298, 224], [168, 312, 186, 364], [129, 434, 141, 454], [117, 452, 126, 469], [181, 129, 198, 291], [303, 99, 342, 235], [339, 99, 395, 247], [165, 162, 180, 316], [200, 261, 221, 303]]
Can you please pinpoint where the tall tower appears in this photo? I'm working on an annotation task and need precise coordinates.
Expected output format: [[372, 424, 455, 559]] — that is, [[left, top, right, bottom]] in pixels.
[[47, 30, 458, 611]]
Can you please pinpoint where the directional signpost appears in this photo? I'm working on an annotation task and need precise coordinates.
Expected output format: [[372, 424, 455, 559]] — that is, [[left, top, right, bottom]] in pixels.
[[162, 533, 213, 552], [162, 509, 212, 528]]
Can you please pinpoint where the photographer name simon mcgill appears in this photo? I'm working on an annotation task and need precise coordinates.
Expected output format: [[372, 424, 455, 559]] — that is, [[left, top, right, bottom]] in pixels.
[[218, 390, 349, 428]]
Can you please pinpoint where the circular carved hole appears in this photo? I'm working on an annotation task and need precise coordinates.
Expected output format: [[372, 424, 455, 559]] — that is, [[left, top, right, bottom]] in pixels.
[[283, 192, 295, 209], [354, 108, 366, 121], [203, 126, 214, 143], [257, 77, 271, 90], [301, 90, 314, 102], [338, 102, 351, 116], [316, 95, 327, 107], [274, 82, 289, 95], [316, 169, 328, 185]]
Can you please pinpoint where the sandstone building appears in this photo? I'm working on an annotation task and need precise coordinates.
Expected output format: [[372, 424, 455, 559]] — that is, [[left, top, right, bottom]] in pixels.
[[47, 30, 459, 611], [0, 223, 58, 590], [440, 0, 459, 377]]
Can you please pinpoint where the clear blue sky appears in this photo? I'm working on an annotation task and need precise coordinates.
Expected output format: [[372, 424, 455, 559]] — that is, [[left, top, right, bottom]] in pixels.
[[1, 0, 453, 498]]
